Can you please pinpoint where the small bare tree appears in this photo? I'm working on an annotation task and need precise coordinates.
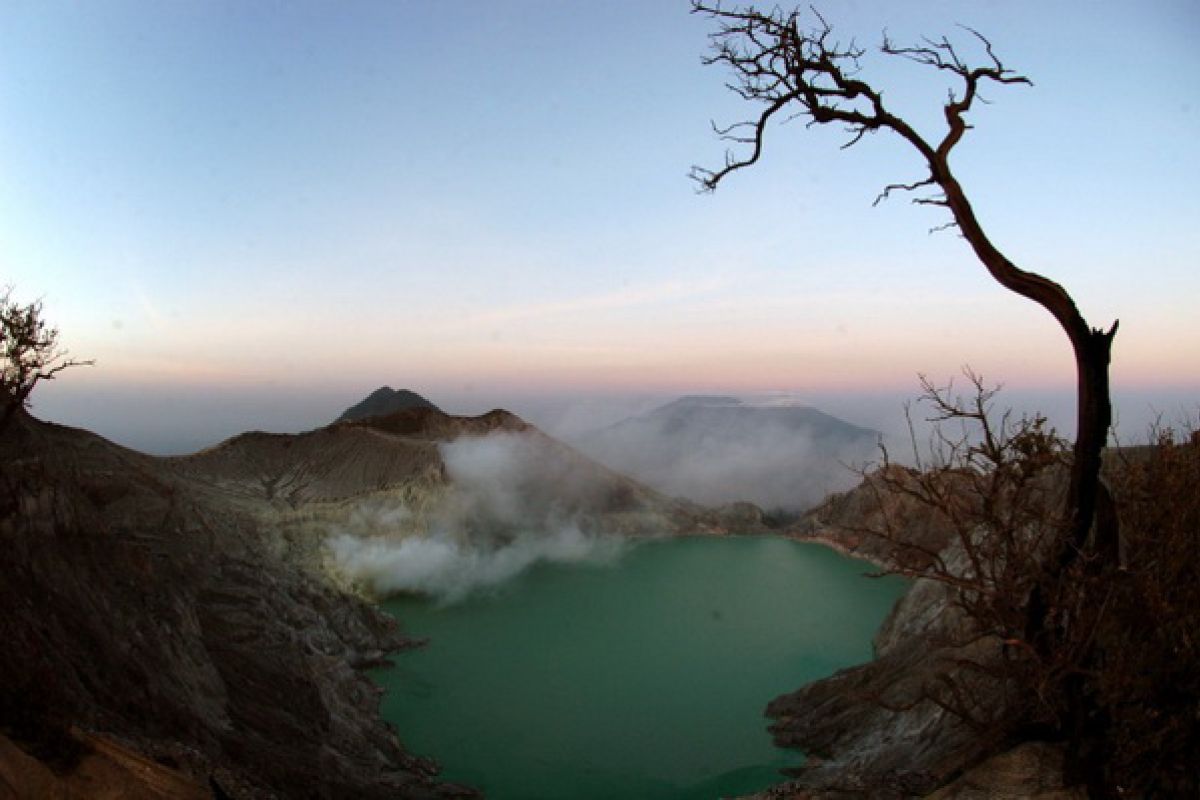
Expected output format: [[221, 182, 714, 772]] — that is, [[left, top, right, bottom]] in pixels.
[[862, 374, 1080, 736], [690, 4, 1121, 795], [0, 288, 92, 433]]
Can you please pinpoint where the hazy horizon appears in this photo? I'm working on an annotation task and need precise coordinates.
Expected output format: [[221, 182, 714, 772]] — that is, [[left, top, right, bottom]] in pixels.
[[27, 376, 1197, 458], [6, 1, 1198, 455]]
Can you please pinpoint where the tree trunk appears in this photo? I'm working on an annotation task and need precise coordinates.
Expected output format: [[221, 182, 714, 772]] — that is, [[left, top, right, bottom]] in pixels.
[[1059, 327, 1119, 799], [938, 171, 1119, 569], [1066, 327, 1118, 561], [939, 172, 1120, 797]]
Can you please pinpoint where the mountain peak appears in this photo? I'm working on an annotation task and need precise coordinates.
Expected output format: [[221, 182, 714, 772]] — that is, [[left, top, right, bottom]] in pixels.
[[335, 387, 440, 423], [657, 395, 743, 412], [679, 394, 742, 404]]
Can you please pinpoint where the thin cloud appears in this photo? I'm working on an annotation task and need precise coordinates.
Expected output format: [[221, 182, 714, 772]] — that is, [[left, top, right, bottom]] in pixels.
[[437, 276, 733, 331]]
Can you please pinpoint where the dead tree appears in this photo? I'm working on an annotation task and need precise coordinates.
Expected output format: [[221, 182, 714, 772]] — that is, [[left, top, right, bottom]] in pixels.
[[690, 3, 1119, 795], [0, 288, 92, 434]]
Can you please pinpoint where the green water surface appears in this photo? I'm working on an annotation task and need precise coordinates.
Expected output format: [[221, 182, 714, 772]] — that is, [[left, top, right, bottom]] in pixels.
[[375, 536, 907, 799]]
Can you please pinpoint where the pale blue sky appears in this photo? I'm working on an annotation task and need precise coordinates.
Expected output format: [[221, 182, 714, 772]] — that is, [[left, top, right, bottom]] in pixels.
[[3, 1, 1198, 451]]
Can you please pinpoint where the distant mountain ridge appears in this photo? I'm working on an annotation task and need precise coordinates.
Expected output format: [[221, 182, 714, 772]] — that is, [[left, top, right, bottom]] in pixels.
[[574, 395, 880, 512], [336, 386, 439, 422], [658, 395, 742, 408], [632, 395, 877, 440]]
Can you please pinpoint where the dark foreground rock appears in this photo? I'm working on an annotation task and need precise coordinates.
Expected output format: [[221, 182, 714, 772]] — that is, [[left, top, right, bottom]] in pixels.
[[0, 411, 476, 799], [925, 742, 1083, 799], [0, 728, 213, 799]]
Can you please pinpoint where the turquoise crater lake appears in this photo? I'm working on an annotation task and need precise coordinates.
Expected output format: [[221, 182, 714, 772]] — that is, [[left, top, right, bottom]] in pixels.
[[374, 536, 907, 800]]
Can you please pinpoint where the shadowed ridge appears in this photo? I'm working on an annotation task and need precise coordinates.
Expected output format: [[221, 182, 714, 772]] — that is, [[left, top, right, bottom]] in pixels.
[[342, 405, 530, 439], [170, 409, 535, 508], [167, 405, 736, 536]]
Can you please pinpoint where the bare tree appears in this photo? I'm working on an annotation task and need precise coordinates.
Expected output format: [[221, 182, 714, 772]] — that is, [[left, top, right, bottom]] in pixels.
[[690, 3, 1120, 795], [0, 288, 92, 433]]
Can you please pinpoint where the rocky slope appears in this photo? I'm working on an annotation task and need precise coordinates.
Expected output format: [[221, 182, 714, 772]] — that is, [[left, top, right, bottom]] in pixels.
[[1, 403, 736, 798], [169, 406, 720, 550], [0, 410, 477, 798]]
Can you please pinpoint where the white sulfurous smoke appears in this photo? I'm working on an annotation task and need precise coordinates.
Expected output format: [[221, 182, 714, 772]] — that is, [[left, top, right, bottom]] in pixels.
[[327, 525, 623, 605], [342, 497, 414, 535], [327, 431, 630, 603], [432, 431, 629, 539]]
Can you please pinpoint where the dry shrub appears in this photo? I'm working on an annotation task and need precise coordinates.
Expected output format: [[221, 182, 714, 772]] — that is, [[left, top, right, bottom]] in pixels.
[[869, 376, 1198, 795], [1097, 426, 1200, 794]]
